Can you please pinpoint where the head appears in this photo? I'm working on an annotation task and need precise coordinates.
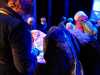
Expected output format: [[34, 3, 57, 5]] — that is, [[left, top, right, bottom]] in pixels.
[[7, 0, 22, 14], [44, 26, 68, 52], [74, 11, 88, 22], [67, 18, 74, 23], [44, 26, 75, 64], [27, 17, 36, 26], [40, 17, 47, 25], [7, 0, 32, 14], [61, 16, 67, 23]]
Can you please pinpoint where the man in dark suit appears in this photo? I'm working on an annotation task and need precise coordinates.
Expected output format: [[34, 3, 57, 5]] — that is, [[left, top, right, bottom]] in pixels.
[[38, 17, 47, 33], [0, 0, 36, 75]]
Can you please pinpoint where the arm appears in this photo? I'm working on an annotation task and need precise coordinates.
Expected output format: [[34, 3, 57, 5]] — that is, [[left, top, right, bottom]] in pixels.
[[9, 23, 37, 75]]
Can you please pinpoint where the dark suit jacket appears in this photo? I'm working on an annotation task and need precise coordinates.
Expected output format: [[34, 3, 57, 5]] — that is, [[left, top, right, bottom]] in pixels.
[[0, 4, 36, 75], [37, 24, 47, 33]]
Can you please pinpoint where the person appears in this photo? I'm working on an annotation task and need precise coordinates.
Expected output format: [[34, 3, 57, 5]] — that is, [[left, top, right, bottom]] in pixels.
[[73, 11, 100, 75], [37, 17, 47, 33], [66, 17, 75, 31], [43, 26, 83, 75], [74, 11, 97, 36], [8, 0, 34, 30], [31, 30, 46, 63], [27, 17, 36, 30], [0, 0, 36, 75], [8, 0, 32, 16], [74, 11, 98, 43], [58, 16, 67, 29]]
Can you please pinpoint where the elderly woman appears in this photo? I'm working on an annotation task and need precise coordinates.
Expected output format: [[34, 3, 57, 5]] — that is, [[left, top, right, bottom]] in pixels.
[[74, 11, 97, 36], [43, 26, 83, 75], [73, 11, 100, 75]]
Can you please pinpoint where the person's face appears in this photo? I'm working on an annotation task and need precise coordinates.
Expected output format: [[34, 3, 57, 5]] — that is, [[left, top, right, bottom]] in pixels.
[[27, 17, 35, 25], [40, 18, 46, 25]]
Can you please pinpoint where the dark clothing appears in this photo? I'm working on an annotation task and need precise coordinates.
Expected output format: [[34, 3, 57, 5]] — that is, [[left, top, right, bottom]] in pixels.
[[37, 24, 47, 33], [79, 43, 96, 75], [0, 4, 36, 75], [43, 26, 83, 75], [79, 26, 100, 75]]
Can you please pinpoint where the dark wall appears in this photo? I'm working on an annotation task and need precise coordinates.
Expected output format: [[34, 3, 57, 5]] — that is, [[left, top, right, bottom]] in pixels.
[[69, 0, 93, 17], [52, 0, 65, 25], [36, 0, 93, 26], [36, 0, 48, 24]]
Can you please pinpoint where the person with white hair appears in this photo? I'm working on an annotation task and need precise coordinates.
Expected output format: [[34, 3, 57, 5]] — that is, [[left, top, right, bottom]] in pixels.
[[37, 17, 47, 33], [74, 11, 97, 37]]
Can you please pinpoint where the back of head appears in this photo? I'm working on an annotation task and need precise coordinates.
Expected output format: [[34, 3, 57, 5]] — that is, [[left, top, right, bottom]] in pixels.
[[74, 11, 88, 21], [61, 16, 67, 22], [67, 18, 73, 23], [8, 0, 33, 14], [45, 26, 68, 51], [44, 26, 74, 65]]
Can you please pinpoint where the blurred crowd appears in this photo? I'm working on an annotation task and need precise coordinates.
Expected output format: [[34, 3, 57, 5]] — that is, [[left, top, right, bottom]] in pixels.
[[31, 11, 100, 75], [30, 10, 100, 75], [0, 0, 100, 75]]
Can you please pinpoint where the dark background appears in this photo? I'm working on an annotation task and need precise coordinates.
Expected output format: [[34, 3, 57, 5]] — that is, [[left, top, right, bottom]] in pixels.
[[36, 0, 93, 27]]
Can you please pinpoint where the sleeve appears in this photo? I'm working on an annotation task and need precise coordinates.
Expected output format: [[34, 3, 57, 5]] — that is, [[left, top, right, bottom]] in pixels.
[[9, 22, 37, 75], [87, 21, 97, 34]]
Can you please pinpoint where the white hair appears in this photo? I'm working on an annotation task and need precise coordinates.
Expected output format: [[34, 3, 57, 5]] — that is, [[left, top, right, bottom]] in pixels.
[[74, 11, 87, 21]]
